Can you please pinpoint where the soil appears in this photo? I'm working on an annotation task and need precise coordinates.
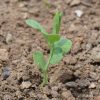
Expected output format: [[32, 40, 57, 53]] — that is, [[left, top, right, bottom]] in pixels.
[[0, 0, 100, 100]]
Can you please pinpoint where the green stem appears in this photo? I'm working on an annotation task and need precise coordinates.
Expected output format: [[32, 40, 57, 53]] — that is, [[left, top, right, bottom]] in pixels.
[[42, 45, 54, 86], [42, 70, 48, 85]]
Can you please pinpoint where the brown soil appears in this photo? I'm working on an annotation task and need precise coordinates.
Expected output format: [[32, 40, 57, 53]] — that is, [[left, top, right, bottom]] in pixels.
[[0, 0, 100, 100]]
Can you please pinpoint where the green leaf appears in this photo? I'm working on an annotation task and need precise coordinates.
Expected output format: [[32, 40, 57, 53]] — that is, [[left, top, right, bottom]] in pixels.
[[45, 34, 60, 44], [26, 19, 48, 35], [50, 47, 63, 64], [50, 38, 72, 65], [55, 38, 72, 54], [33, 51, 46, 71], [52, 11, 63, 34]]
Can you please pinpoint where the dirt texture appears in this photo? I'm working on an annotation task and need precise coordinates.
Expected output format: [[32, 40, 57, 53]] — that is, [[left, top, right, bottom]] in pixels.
[[0, 0, 100, 100]]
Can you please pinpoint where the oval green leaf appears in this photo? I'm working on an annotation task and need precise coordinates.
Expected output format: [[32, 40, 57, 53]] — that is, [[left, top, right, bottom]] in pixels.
[[33, 51, 46, 71], [50, 47, 63, 64], [52, 11, 63, 34], [54, 38, 72, 54], [26, 19, 48, 35]]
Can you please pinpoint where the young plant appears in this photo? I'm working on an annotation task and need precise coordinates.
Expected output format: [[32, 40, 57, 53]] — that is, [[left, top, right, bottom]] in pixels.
[[26, 11, 72, 86]]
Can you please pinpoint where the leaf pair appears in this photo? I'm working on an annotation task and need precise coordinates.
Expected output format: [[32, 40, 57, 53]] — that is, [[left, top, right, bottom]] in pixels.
[[26, 11, 62, 45]]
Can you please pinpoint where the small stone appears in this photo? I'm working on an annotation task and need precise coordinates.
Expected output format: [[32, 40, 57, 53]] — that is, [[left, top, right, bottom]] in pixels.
[[21, 81, 32, 89], [19, 3, 24, 8], [61, 90, 75, 100], [90, 72, 99, 80], [91, 46, 100, 62], [74, 70, 81, 77], [19, 2, 27, 8], [59, 70, 74, 83], [0, 49, 8, 61], [2, 67, 10, 80], [22, 13, 28, 19], [65, 82, 77, 88], [94, 52, 100, 62], [77, 79, 90, 89], [22, 75, 30, 81], [75, 10, 84, 17], [51, 90, 59, 98], [50, 68, 73, 83], [89, 83, 96, 89], [70, 0, 81, 6], [37, 93, 47, 99], [72, 37, 83, 54], [51, 86, 59, 91], [86, 43, 92, 51], [6, 33, 13, 44], [68, 24, 76, 32]]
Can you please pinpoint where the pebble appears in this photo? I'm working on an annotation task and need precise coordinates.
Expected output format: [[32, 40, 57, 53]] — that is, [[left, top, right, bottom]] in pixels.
[[19, 2, 27, 8], [51, 86, 59, 91], [68, 24, 76, 32], [74, 70, 81, 77], [72, 41, 81, 54], [59, 70, 74, 83], [77, 79, 90, 89], [6, 33, 13, 44], [0, 49, 8, 61], [90, 72, 99, 80], [75, 10, 84, 17], [91, 46, 100, 62], [61, 90, 75, 100], [22, 13, 28, 19], [65, 82, 77, 88], [51, 90, 59, 98], [21, 81, 32, 89], [86, 43, 92, 51], [70, 0, 81, 6], [2, 67, 10, 80], [89, 83, 96, 89]]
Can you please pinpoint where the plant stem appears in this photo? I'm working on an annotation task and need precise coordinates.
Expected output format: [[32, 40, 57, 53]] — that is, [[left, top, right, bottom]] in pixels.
[[42, 70, 48, 85], [42, 46, 54, 86]]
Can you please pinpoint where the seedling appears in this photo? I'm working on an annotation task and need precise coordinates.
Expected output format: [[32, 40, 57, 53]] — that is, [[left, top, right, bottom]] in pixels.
[[26, 11, 72, 86]]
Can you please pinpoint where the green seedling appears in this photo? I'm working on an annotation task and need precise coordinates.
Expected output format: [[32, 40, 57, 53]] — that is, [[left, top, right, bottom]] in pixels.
[[26, 11, 72, 86]]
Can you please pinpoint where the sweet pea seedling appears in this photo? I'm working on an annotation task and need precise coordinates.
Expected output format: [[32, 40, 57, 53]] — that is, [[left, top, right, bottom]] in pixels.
[[26, 11, 72, 86]]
